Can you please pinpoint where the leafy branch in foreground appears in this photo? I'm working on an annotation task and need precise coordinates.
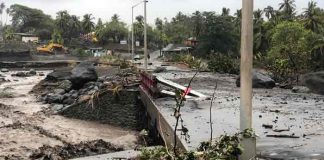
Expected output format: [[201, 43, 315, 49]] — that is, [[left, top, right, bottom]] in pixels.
[[138, 128, 255, 160], [173, 71, 199, 156]]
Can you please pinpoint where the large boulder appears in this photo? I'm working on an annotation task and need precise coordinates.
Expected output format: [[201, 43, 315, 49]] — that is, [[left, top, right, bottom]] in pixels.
[[236, 70, 275, 89], [69, 62, 98, 89], [46, 69, 72, 81], [303, 71, 324, 95]]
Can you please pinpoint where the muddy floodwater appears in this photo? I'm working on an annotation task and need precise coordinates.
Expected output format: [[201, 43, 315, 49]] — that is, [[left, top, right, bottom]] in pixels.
[[154, 71, 324, 159], [0, 71, 138, 159]]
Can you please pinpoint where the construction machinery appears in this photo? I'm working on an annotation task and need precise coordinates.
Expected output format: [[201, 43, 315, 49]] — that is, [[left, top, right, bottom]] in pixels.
[[37, 43, 68, 54]]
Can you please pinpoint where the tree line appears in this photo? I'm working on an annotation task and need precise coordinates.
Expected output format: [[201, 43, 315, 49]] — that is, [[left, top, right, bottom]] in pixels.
[[1, 0, 324, 79]]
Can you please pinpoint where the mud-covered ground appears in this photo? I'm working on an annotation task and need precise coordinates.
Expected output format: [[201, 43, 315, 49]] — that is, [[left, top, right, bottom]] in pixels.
[[154, 71, 324, 159], [0, 71, 139, 159]]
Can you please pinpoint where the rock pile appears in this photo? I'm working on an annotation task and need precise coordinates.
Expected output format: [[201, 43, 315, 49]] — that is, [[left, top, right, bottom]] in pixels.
[[29, 139, 123, 159], [33, 62, 140, 112], [10, 69, 41, 77]]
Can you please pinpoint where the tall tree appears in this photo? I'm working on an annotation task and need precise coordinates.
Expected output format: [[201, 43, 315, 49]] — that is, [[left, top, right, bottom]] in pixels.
[[111, 14, 119, 22], [10, 4, 54, 33], [303, 1, 321, 32], [264, 6, 275, 20], [82, 14, 95, 33], [56, 10, 70, 34], [279, 0, 296, 20], [221, 7, 230, 16], [96, 18, 103, 30], [192, 11, 203, 38], [268, 21, 314, 80], [155, 18, 163, 31]]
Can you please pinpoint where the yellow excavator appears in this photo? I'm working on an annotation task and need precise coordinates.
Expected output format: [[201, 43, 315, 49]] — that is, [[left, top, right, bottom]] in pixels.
[[37, 43, 68, 54]]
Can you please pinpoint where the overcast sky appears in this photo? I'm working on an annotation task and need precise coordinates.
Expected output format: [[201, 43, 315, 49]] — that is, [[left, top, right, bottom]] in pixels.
[[4, 0, 324, 25]]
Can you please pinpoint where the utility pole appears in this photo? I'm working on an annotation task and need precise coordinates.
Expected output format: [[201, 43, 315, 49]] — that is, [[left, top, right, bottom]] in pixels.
[[132, 6, 135, 63], [144, 0, 148, 71], [240, 0, 256, 159]]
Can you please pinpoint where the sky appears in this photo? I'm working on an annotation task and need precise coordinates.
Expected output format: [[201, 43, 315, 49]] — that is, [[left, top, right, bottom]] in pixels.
[[3, 0, 324, 25]]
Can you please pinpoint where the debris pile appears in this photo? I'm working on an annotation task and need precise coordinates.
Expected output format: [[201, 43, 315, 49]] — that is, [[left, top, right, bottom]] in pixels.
[[29, 139, 123, 159], [32, 62, 140, 112]]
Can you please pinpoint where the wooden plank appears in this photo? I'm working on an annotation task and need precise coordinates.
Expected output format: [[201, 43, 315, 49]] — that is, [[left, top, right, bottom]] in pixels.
[[156, 76, 208, 98], [160, 90, 195, 99]]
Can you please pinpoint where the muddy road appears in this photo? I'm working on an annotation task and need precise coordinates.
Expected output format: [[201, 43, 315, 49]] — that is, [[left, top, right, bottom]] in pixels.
[[0, 71, 138, 159], [154, 71, 324, 159]]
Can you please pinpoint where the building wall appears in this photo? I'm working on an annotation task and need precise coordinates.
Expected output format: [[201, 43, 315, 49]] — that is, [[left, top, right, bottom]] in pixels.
[[22, 36, 39, 43]]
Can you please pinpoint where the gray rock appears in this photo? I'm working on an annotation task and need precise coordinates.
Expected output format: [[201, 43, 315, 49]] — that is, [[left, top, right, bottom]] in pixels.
[[71, 93, 79, 99], [292, 86, 310, 93], [29, 69, 37, 75], [303, 71, 324, 95], [98, 76, 105, 82], [52, 104, 64, 111], [14, 72, 28, 77], [54, 89, 66, 95], [63, 93, 71, 99], [1, 68, 9, 72], [69, 89, 77, 94], [63, 98, 75, 105], [46, 69, 72, 81], [46, 94, 64, 104], [69, 62, 98, 89], [93, 86, 99, 91], [236, 70, 275, 89], [58, 80, 72, 91]]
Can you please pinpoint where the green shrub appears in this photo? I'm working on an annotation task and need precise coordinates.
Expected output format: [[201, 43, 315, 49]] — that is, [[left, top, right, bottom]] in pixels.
[[207, 53, 239, 74]]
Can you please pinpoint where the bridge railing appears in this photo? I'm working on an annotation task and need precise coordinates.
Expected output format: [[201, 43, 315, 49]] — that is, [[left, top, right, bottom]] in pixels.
[[140, 72, 159, 98]]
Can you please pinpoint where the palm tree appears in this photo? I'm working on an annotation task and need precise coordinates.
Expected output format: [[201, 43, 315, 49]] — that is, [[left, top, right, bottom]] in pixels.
[[303, 1, 321, 32], [264, 6, 274, 20], [234, 9, 242, 32], [192, 11, 203, 37], [111, 14, 119, 22], [221, 7, 230, 16], [69, 15, 81, 37], [279, 0, 296, 20], [82, 14, 95, 33], [253, 9, 264, 53], [253, 9, 263, 22], [234, 9, 242, 19], [56, 10, 70, 32], [0, 2, 5, 26]]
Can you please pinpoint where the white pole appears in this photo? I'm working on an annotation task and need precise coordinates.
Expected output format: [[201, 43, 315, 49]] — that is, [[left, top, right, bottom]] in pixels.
[[144, 0, 148, 71], [240, 0, 256, 159], [132, 7, 134, 63]]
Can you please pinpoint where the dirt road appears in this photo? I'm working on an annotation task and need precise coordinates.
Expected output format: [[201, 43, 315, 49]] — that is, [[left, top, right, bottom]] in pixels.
[[0, 71, 138, 159]]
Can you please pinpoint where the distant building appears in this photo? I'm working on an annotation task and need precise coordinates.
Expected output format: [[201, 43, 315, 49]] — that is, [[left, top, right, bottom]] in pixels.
[[184, 37, 198, 47], [12, 33, 39, 43]]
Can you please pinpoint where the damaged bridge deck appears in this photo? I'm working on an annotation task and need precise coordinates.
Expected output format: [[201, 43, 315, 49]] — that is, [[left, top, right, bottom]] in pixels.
[[140, 71, 324, 159]]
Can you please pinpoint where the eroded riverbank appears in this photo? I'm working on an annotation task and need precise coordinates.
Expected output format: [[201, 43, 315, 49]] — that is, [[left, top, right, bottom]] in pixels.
[[0, 70, 139, 159]]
